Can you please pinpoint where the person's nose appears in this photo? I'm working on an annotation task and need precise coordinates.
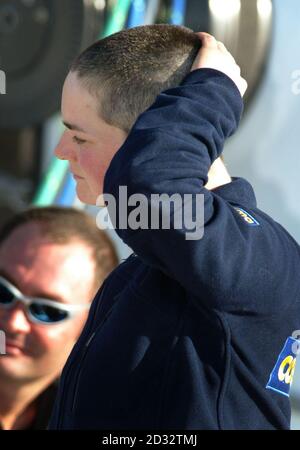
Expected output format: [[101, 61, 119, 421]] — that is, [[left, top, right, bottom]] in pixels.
[[4, 305, 31, 335], [54, 130, 77, 162]]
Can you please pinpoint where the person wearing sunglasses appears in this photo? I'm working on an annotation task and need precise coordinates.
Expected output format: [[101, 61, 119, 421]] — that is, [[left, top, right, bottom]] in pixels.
[[0, 206, 118, 430], [0, 277, 90, 325]]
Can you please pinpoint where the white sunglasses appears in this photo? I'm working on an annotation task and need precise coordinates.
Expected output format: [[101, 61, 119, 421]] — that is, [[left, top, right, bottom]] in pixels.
[[0, 276, 90, 325]]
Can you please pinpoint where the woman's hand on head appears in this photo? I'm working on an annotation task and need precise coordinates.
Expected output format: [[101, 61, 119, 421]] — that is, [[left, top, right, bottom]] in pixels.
[[191, 32, 248, 97]]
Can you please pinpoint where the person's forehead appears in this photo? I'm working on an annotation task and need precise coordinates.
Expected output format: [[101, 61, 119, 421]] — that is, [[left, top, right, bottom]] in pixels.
[[0, 222, 44, 252], [62, 73, 102, 130], [0, 222, 92, 266]]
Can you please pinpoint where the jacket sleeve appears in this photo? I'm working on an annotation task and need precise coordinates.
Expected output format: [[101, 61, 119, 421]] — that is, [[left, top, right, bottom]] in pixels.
[[103, 68, 300, 314]]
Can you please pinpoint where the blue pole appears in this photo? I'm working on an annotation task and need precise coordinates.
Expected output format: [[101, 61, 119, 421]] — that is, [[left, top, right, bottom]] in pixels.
[[127, 0, 146, 28], [170, 0, 187, 25], [55, 171, 77, 206]]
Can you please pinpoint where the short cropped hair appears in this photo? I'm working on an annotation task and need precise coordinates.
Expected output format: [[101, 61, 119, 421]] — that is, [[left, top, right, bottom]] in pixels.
[[0, 207, 118, 293], [71, 24, 201, 132]]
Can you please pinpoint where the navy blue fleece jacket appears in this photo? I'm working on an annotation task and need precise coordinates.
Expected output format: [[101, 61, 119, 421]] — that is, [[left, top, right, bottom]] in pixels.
[[49, 68, 300, 430]]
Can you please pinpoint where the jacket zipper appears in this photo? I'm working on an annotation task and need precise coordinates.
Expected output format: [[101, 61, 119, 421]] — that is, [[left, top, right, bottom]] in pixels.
[[57, 279, 109, 427], [57, 255, 136, 426], [71, 301, 117, 413]]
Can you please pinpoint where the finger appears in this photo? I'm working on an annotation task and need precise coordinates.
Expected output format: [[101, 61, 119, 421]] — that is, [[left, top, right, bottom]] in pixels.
[[196, 32, 218, 48], [217, 41, 236, 61], [195, 31, 214, 38], [217, 41, 227, 52]]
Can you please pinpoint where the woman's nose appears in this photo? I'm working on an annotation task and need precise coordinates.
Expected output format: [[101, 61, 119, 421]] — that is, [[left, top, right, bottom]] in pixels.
[[54, 131, 77, 162]]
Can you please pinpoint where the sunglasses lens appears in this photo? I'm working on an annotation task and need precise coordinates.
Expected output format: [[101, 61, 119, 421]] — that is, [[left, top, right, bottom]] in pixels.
[[0, 282, 14, 305], [29, 303, 69, 323]]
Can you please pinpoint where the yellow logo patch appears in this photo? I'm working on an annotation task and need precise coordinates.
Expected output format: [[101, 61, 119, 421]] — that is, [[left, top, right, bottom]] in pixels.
[[234, 207, 260, 226]]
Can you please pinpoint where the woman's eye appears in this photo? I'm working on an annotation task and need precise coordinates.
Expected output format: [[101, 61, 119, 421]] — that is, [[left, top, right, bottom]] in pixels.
[[72, 136, 86, 145]]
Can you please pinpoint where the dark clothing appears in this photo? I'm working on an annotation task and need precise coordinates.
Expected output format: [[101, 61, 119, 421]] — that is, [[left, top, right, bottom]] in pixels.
[[29, 382, 58, 430], [49, 69, 300, 429], [0, 382, 57, 430]]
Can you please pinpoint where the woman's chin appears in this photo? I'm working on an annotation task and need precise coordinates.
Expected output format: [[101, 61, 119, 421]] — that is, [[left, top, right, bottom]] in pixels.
[[75, 185, 97, 206]]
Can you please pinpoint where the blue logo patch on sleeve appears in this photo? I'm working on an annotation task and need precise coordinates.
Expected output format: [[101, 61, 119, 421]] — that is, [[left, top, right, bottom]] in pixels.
[[234, 207, 260, 226], [266, 337, 298, 397]]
